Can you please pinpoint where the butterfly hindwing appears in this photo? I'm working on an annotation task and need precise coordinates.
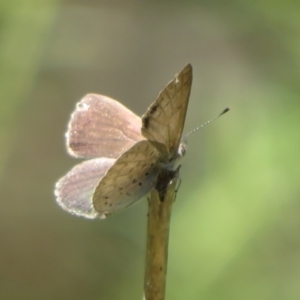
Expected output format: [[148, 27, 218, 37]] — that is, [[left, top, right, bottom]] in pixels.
[[93, 140, 161, 216], [55, 158, 116, 219]]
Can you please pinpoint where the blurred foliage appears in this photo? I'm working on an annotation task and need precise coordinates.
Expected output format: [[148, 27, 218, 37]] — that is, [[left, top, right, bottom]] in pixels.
[[0, 0, 59, 171], [0, 1, 300, 300]]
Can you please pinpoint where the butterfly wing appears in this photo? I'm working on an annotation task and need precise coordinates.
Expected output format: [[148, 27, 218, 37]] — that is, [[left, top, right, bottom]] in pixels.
[[141, 64, 192, 157], [55, 158, 116, 219], [93, 140, 161, 216], [66, 94, 144, 159]]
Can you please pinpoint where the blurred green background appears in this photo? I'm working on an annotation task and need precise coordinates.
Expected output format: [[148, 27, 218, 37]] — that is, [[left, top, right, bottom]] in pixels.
[[1, 1, 300, 299]]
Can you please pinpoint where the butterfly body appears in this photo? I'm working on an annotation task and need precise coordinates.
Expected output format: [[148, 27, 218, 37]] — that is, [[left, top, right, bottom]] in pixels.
[[55, 64, 192, 219]]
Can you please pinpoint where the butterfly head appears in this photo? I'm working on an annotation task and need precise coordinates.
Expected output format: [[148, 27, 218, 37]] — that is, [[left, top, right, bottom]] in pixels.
[[178, 140, 187, 158], [164, 139, 187, 171]]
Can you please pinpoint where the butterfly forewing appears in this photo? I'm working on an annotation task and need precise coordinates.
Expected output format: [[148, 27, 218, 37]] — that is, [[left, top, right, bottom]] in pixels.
[[93, 140, 161, 216], [67, 94, 144, 159], [141, 64, 192, 156], [55, 158, 116, 219]]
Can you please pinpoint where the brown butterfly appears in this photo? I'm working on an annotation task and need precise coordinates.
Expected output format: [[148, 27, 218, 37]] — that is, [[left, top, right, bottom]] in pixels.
[[55, 64, 192, 219]]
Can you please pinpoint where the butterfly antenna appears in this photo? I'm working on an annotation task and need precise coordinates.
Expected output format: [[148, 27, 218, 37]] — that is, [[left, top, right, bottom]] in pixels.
[[185, 107, 230, 138]]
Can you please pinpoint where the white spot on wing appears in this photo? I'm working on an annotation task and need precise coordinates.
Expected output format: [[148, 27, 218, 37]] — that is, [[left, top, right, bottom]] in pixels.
[[77, 102, 90, 111]]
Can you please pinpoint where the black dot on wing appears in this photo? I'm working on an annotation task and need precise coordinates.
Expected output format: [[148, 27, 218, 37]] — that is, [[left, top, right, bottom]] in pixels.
[[150, 104, 158, 114], [145, 172, 149, 176], [132, 178, 137, 184], [139, 182, 142, 186], [143, 116, 150, 128]]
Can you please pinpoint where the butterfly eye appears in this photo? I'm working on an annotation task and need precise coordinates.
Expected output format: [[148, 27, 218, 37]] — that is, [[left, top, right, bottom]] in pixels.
[[178, 143, 187, 158]]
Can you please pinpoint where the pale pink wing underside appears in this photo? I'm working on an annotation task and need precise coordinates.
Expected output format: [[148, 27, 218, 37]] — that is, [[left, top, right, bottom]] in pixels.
[[93, 140, 161, 216], [66, 94, 144, 159], [55, 158, 115, 219], [141, 64, 192, 156]]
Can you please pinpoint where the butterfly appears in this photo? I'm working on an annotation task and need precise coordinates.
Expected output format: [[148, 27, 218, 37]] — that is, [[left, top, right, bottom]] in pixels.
[[55, 64, 192, 219]]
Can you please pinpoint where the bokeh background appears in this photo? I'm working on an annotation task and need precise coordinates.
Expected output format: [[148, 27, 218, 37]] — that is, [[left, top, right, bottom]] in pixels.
[[1, 1, 300, 299]]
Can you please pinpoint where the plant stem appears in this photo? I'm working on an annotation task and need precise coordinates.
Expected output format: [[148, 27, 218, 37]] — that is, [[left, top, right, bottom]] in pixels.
[[143, 178, 177, 300]]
